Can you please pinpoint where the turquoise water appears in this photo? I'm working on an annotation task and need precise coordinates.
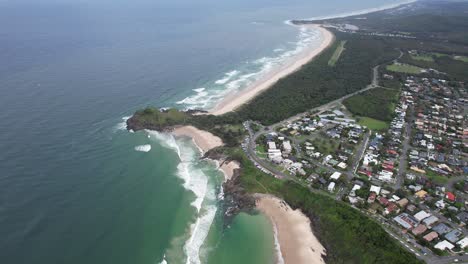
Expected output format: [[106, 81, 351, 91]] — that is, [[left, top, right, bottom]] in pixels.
[[0, 0, 410, 263]]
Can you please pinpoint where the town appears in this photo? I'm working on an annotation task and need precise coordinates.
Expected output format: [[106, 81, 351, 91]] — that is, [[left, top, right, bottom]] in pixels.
[[243, 51, 467, 263]]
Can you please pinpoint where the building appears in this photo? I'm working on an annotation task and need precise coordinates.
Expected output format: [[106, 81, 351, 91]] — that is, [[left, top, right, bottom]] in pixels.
[[432, 223, 452, 235], [282, 141, 292, 154], [330, 172, 342, 180], [434, 240, 454, 251], [367, 192, 377, 203], [456, 211, 468, 224], [423, 231, 438, 242], [445, 229, 463, 243], [268, 141, 277, 150], [396, 198, 409, 208], [328, 182, 336, 192], [370, 185, 381, 195], [446, 192, 456, 202], [422, 215, 439, 227], [415, 190, 428, 199], [457, 237, 468, 249], [394, 213, 418, 230], [412, 224, 427, 236], [414, 210, 431, 222]]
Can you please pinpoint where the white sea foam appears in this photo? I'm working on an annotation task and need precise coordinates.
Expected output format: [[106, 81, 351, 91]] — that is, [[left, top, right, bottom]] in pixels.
[[272, 221, 285, 264], [115, 116, 131, 131], [148, 130, 217, 264], [159, 255, 168, 264], [184, 193, 217, 264], [176, 26, 321, 110], [134, 144, 152, 152], [214, 70, 240, 85]]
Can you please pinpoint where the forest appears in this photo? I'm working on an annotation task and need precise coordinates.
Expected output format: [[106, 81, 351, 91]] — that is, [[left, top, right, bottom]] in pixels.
[[343, 87, 400, 122], [234, 34, 400, 125]]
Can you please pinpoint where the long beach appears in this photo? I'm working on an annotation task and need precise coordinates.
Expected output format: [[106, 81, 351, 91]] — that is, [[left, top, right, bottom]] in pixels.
[[210, 24, 334, 115]]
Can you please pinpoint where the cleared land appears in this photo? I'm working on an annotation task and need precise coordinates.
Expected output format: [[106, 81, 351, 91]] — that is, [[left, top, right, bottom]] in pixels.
[[386, 63, 424, 74], [358, 117, 389, 131], [328, 40, 347, 66], [410, 54, 434, 62]]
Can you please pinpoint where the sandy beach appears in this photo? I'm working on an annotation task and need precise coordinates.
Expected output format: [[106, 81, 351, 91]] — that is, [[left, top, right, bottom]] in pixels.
[[256, 195, 326, 264], [210, 25, 334, 115], [219, 160, 240, 181], [172, 125, 223, 154]]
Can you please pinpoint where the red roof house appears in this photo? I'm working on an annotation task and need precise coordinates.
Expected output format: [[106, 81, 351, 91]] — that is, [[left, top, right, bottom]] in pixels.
[[446, 192, 456, 202]]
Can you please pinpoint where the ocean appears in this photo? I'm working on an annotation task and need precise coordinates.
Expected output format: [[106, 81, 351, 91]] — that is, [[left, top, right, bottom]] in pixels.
[[0, 0, 412, 263]]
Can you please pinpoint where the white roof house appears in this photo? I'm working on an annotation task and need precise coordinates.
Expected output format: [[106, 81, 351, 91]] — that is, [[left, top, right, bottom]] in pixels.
[[349, 184, 361, 197], [328, 182, 336, 192], [434, 240, 454, 251], [457, 237, 468, 249], [330, 172, 342, 180], [268, 142, 277, 150], [282, 141, 292, 154], [337, 162, 347, 169], [414, 211, 431, 222], [370, 185, 381, 195]]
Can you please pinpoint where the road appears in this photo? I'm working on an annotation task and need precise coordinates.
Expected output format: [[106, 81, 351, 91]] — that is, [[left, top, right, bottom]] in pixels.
[[243, 52, 468, 263], [396, 105, 414, 189]]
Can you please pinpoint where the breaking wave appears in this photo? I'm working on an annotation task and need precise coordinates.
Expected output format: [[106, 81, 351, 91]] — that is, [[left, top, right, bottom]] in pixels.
[[115, 116, 131, 131], [176, 25, 322, 110], [272, 221, 285, 264], [147, 130, 219, 264], [214, 70, 240, 85]]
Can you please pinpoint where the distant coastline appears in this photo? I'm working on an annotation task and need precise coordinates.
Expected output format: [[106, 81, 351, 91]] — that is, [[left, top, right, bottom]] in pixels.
[[209, 24, 334, 115], [287, 0, 418, 22]]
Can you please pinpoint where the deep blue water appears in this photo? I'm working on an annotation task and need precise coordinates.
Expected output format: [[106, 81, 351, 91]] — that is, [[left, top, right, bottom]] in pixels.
[[0, 0, 410, 263]]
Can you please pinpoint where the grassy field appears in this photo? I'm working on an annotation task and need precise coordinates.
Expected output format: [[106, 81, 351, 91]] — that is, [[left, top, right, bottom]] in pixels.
[[454, 55, 468, 62], [386, 63, 424, 74], [358, 117, 389, 131], [310, 137, 340, 156], [426, 170, 449, 185], [328, 40, 347, 66], [410, 54, 434, 62], [255, 145, 267, 159]]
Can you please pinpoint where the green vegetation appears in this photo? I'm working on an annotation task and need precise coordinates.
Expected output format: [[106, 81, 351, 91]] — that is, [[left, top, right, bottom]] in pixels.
[[129, 107, 246, 146], [386, 63, 424, 74], [131, 107, 189, 129], [255, 145, 267, 159], [235, 36, 400, 125], [343, 87, 400, 124], [309, 137, 340, 156], [400, 53, 468, 81], [358, 117, 389, 131], [426, 170, 449, 185], [328, 40, 347, 66], [454, 55, 468, 62], [410, 54, 434, 62], [228, 148, 421, 264]]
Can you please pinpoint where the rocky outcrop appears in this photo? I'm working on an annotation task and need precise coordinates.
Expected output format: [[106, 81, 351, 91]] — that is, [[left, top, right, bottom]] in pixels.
[[222, 167, 256, 223]]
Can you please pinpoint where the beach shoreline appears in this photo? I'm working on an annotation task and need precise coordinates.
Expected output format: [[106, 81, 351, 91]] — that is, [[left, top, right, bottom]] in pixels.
[[209, 24, 334, 115], [172, 125, 239, 181], [255, 194, 326, 264]]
